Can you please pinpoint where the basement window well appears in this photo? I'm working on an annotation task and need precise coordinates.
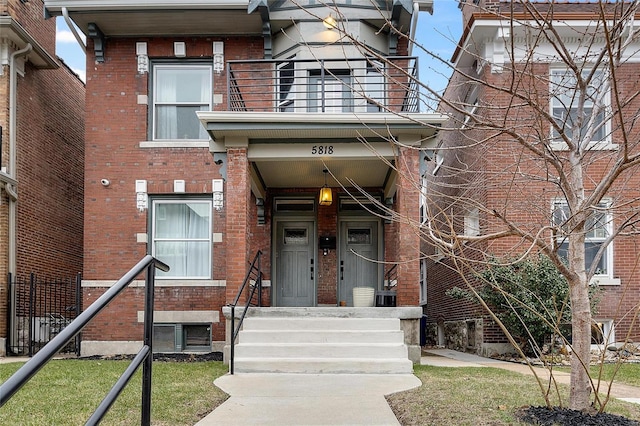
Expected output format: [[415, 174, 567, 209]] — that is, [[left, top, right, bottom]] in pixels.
[[153, 324, 211, 353]]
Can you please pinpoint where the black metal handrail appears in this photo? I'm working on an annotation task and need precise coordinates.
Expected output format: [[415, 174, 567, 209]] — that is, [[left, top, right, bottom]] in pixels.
[[385, 264, 398, 290], [229, 250, 263, 375], [0, 255, 169, 426]]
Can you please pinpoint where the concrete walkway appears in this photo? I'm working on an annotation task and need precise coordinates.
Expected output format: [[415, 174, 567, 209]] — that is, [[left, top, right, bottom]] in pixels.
[[195, 373, 421, 425]]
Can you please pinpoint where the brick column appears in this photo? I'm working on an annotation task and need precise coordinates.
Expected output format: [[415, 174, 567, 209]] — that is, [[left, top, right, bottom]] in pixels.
[[225, 147, 252, 304], [395, 145, 420, 306]]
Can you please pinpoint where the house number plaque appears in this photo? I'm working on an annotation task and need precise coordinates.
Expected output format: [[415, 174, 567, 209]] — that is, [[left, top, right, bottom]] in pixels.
[[311, 145, 334, 155]]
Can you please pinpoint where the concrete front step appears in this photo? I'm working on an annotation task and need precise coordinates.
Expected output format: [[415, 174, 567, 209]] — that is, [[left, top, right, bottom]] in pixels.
[[238, 329, 405, 344], [234, 342, 408, 359], [232, 357, 414, 374], [241, 317, 401, 331], [232, 315, 413, 374]]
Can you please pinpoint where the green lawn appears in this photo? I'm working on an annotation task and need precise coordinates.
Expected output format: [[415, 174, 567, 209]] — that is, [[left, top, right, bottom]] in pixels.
[[555, 363, 640, 388], [2, 359, 639, 426], [0, 359, 228, 426], [386, 365, 640, 426]]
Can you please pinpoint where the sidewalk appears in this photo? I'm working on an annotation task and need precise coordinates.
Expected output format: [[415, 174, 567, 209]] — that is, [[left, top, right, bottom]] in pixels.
[[195, 373, 421, 425], [421, 348, 640, 405]]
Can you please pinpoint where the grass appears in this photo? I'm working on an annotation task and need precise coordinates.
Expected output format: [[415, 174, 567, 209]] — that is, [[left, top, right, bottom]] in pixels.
[[2, 359, 640, 426], [386, 365, 640, 426], [555, 363, 640, 388], [0, 359, 228, 426]]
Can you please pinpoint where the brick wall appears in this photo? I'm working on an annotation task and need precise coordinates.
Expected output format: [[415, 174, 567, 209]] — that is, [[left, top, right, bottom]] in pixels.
[[428, 56, 640, 348], [16, 63, 85, 277]]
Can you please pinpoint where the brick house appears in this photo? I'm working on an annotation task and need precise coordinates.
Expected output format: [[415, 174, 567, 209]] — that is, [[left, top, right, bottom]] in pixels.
[[0, 0, 85, 356], [424, 0, 640, 356], [43, 0, 446, 364]]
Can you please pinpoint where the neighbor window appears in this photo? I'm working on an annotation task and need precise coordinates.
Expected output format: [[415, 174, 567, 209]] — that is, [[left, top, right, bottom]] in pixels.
[[550, 68, 608, 145], [552, 200, 612, 277], [420, 174, 428, 225], [419, 258, 427, 305], [464, 207, 480, 237], [152, 64, 212, 140], [152, 199, 212, 279]]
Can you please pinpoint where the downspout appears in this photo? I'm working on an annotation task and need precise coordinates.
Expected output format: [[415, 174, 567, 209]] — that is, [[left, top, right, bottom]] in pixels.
[[8, 43, 32, 275], [7, 43, 31, 352], [408, 2, 420, 56], [62, 7, 87, 54]]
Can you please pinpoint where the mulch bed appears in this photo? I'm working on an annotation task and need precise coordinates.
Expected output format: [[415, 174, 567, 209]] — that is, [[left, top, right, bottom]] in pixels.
[[80, 352, 223, 362], [516, 406, 640, 426]]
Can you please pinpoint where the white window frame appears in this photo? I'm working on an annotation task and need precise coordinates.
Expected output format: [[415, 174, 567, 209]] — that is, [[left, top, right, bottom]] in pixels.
[[152, 63, 212, 141], [463, 207, 480, 237], [549, 67, 612, 150], [591, 319, 615, 349], [151, 198, 213, 280], [552, 199, 618, 285], [420, 173, 428, 226], [277, 59, 295, 112]]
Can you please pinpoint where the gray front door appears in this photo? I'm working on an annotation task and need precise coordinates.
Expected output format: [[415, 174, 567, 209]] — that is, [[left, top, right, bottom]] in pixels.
[[339, 220, 380, 306], [275, 221, 315, 307]]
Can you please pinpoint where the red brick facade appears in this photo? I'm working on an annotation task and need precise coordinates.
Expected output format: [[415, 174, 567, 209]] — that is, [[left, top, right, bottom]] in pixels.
[[426, 2, 640, 353]]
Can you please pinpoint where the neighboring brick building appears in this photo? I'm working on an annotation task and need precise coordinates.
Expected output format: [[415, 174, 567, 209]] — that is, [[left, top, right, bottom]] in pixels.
[[424, 0, 640, 356], [0, 0, 85, 355], [44, 0, 446, 357]]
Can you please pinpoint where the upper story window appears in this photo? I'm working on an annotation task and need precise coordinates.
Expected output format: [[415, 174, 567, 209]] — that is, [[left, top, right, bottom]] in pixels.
[[152, 64, 212, 140], [552, 200, 612, 279], [152, 198, 212, 279], [550, 68, 609, 147]]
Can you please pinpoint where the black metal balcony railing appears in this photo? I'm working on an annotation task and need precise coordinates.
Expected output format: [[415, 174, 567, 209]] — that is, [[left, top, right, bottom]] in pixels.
[[227, 57, 419, 113]]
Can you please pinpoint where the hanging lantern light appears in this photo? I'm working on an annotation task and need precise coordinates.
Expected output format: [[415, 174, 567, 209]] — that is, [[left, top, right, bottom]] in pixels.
[[319, 169, 332, 206]]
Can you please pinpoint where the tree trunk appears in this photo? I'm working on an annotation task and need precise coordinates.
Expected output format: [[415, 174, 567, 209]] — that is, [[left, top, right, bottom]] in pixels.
[[567, 237, 592, 410]]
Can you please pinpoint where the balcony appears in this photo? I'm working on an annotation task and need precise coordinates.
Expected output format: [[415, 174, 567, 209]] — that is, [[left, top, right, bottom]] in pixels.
[[226, 57, 420, 113]]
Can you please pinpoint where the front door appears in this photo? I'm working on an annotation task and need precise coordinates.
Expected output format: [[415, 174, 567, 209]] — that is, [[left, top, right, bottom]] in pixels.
[[275, 221, 315, 307], [339, 220, 380, 306]]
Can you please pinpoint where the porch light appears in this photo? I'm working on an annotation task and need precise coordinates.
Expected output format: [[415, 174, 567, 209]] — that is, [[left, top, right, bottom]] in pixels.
[[323, 14, 337, 30], [319, 169, 333, 206]]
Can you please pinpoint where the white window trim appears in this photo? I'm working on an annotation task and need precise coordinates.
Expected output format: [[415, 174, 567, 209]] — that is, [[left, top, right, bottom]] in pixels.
[[463, 207, 480, 237], [549, 67, 613, 151], [552, 199, 617, 284], [590, 319, 615, 350], [420, 174, 428, 226], [151, 63, 213, 141], [151, 198, 213, 280]]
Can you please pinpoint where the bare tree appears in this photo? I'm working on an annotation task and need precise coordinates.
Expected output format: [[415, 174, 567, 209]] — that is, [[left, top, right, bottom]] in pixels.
[[308, 0, 640, 412]]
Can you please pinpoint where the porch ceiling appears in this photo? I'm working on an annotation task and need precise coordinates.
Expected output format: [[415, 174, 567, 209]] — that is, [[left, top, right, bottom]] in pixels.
[[253, 158, 390, 189], [44, 1, 263, 36]]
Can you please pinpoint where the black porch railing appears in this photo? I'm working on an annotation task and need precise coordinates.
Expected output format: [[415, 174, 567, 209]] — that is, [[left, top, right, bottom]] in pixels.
[[226, 56, 420, 113], [0, 255, 169, 426], [229, 250, 263, 375], [6, 272, 82, 357]]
